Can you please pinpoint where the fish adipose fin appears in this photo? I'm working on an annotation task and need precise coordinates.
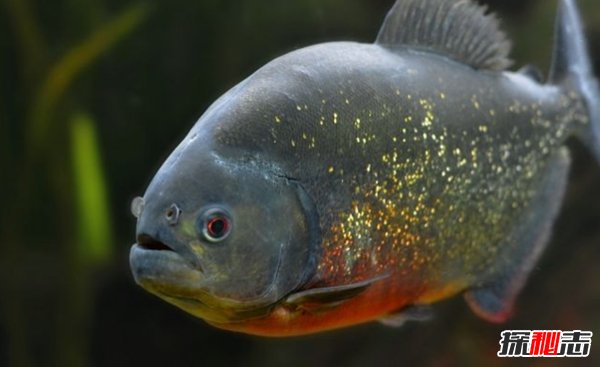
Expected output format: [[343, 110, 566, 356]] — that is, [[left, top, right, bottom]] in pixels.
[[550, 0, 600, 163], [465, 148, 571, 322], [284, 274, 389, 312], [375, 0, 512, 70], [518, 65, 544, 83]]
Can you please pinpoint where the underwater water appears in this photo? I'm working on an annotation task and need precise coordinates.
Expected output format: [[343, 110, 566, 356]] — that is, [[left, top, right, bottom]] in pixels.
[[2, 0, 600, 366]]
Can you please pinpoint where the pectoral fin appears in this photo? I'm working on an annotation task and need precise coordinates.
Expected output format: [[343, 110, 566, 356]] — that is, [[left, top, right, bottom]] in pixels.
[[465, 148, 570, 322], [284, 274, 389, 312]]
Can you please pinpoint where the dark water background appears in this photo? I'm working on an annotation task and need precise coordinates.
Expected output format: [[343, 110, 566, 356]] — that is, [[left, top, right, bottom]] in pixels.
[[2, 0, 600, 366]]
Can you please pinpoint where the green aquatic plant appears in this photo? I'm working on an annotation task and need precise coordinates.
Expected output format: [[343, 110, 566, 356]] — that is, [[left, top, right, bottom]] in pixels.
[[70, 112, 113, 264]]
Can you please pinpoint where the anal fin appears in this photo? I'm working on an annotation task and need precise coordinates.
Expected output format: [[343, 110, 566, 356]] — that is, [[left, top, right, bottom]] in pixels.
[[465, 148, 571, 322]]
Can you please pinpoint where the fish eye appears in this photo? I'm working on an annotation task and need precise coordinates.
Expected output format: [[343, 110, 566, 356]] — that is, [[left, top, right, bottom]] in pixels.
[[199, 208, 232, 242]]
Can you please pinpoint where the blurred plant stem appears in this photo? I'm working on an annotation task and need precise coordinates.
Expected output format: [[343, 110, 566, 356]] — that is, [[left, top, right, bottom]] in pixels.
[[27, 3, 149, 162], [49, 112, 114, 366], [2, 2, 149, 366], [3, 300, 32, 367], [4, 0, 48, 84]]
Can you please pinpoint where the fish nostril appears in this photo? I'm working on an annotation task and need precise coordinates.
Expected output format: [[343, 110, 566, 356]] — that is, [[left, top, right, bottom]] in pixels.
[[137, 234, 174, 251], [165, 203, 182, 226]]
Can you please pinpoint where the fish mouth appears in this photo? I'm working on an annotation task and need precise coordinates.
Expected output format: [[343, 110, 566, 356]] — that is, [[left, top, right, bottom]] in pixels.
[[129, 243, 205, 292], [136, 233, 175, 252], [133, 232, 203, 272]]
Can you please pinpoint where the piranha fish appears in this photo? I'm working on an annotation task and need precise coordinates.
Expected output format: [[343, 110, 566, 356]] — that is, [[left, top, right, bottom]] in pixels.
[[129, 0, 600, 336]]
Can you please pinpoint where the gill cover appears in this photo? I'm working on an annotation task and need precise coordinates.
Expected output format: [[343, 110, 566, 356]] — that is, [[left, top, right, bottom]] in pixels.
[[133, 125, 321, 321]]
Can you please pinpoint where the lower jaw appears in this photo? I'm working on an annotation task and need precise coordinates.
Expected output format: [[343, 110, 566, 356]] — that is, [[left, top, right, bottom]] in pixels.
[[153, 290, 276, 325]]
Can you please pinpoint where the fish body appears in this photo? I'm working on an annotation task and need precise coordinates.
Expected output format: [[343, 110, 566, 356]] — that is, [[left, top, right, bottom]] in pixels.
[[130, 0, 600, 336]]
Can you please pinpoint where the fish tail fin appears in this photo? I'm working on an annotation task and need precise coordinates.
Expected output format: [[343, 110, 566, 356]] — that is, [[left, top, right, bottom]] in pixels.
[[550, 0, 600, 163]]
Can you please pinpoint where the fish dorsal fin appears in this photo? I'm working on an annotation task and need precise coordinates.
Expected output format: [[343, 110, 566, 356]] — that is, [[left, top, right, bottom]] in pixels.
[[375, 0, 512, 70]]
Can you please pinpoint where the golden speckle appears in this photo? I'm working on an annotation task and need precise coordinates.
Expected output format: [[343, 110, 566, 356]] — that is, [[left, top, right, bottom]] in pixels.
[[471, 95, 480, 110], [309, 70, 579, 298], [437, 143, 446, 157]]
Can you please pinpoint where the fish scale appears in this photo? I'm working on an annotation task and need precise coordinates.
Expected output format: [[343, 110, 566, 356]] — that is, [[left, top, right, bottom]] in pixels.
[[213, 47, 582, 288]]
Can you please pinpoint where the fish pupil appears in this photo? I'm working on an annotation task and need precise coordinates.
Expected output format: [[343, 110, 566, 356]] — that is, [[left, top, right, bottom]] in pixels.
[[207, 217, 228, 238]]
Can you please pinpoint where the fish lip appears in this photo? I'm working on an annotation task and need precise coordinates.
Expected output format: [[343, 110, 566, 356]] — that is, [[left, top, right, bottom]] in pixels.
[[129, 243, 203, 283]]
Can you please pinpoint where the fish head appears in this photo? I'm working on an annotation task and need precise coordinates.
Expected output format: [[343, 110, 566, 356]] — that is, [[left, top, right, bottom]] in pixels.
[[129, 127, 318, 324]]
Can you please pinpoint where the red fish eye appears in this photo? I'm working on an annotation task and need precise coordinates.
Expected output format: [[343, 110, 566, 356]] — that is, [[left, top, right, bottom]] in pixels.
[[207, 217, 227, 236], [201, 210, 231, 242]]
